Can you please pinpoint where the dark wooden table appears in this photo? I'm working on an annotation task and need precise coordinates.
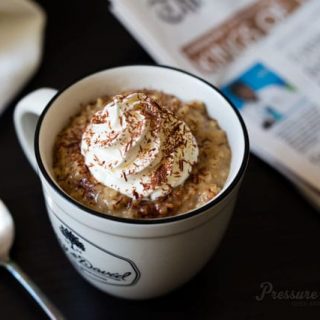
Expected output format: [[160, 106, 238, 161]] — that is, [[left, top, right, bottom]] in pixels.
[[1, 1, 319, 319]]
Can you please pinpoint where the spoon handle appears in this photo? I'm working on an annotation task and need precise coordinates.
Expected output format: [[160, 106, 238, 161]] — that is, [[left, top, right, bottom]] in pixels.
[[4, 260, 65, 320]]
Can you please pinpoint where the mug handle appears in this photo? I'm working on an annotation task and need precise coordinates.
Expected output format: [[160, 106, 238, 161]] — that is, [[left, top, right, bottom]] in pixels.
[[14, 88, 57, 171]]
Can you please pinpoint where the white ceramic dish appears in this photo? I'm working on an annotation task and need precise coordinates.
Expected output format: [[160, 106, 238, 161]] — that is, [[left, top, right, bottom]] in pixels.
[[14, 65, 249, 299]]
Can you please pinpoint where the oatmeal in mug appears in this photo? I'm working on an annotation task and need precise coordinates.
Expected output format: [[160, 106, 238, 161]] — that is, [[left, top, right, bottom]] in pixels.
[[53, 90, 231, 219]]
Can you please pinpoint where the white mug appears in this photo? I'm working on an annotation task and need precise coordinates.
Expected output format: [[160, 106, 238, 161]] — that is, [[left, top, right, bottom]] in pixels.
[[14, 65, 249, 299]]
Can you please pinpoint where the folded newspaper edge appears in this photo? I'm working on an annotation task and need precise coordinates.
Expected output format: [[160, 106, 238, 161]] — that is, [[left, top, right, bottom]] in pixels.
[[255, 147, 320, 211]]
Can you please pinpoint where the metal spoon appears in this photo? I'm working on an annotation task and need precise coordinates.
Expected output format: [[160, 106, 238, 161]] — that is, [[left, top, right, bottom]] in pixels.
[[0, 199, 65, 320]]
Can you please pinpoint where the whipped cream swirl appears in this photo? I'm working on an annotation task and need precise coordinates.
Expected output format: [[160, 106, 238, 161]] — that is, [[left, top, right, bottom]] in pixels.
[[81, 93, 199, 200]]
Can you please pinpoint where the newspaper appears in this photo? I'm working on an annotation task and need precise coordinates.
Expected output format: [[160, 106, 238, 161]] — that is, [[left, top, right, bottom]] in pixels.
[[110, 0, 320, 210]]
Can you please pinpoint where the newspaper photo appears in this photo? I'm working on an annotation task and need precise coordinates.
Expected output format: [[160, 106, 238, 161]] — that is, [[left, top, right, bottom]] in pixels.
[[110, 0, 320, 209]]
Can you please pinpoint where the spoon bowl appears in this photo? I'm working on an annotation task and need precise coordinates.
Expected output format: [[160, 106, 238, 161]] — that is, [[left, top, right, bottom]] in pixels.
[[0, 199, 14, 261], [0, 198, 64, 319]]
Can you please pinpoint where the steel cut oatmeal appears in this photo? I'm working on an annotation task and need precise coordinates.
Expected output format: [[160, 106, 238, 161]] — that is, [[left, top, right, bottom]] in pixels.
[[53, 90, 231, 219]]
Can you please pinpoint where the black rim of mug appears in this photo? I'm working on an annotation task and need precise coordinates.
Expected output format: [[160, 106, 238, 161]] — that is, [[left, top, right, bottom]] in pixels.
[[34, 65, 250, 225]]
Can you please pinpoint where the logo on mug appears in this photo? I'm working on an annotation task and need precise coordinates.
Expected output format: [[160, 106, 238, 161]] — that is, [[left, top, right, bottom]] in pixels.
[[57, 223, 140, 286]]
